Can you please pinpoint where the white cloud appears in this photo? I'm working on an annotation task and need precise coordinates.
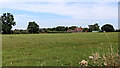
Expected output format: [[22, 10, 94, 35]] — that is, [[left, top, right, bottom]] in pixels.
[[0, 2, 118, 20], [0, 2, 118, 29]]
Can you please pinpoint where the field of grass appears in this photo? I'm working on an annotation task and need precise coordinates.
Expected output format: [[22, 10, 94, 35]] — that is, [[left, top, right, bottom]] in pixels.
[[2, 32, 118, 66]]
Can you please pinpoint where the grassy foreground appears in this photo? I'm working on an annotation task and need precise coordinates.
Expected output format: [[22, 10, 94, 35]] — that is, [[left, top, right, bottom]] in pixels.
[[2, 32, 118, 66]]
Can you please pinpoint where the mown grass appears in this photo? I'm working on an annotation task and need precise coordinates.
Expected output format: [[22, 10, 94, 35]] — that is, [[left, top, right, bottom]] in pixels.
[[2, 32, 118, 66]]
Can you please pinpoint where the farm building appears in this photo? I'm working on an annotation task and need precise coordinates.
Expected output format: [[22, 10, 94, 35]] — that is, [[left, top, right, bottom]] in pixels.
[[67, 26, 86, 33]]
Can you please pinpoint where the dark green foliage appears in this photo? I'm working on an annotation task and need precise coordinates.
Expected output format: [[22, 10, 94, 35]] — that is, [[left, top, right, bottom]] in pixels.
[[47, 31, 66, 33], [69, 26, 77, 30], [0, 13, 16, 34], [51, 27, 56, 31], [13, 29, 29, 34], [20, 30, 29, 34], [44, 29, 49, 33], [47, 28, 52, 31], [27, 21, 39, 33], [88, 23, 100, 31], [0, 21, 2, 34], [41, 30, 45, 33], [65, 27, 69, 31], [55, 26, 66, 31], [41, 28, 49, 33], [13, 31, 21, 34], [83, 28, 89, 32], [101, 24, 115, 32], [44, 26, 75, 32], [46, 26, 68, 31]]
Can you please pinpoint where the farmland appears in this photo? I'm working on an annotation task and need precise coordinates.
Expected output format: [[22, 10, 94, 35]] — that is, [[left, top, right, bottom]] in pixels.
[[2, 32, 118, 66]]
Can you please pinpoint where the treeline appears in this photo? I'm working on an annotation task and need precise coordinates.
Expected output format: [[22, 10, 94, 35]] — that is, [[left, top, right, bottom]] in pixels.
[[12, 26, 90, 34], [0, 13, 120, 34]]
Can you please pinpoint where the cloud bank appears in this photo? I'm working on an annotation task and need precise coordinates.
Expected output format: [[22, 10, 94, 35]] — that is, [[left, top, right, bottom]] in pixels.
[[0, 2, 118, 29], [0, 2, 118, 19]]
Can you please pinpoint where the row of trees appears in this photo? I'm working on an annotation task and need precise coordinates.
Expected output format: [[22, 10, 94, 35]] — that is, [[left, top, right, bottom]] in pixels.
[[42, 24, 116, 33], [0, 13, 40, 34], [0, 13, 119, 34], [88, 23, 115, 32]]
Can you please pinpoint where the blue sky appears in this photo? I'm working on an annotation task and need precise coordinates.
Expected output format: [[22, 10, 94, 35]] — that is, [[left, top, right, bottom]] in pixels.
[[0, 2, 118, 30]]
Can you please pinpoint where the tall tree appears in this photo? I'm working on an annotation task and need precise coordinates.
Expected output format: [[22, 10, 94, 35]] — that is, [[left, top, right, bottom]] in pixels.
[[101, 24, 115, 32], [0, 13, 16, 34], [88, 23, 100, 31], [27, 21, 39, 33]]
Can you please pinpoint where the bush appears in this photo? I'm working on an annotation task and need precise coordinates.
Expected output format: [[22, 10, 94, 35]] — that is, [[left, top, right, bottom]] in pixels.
[[40, 30, 45, 33], [12, 30, 29, 34], [47, 31, 66, 33], [13, 31, 21, 34], [20, 30, 29, 34]]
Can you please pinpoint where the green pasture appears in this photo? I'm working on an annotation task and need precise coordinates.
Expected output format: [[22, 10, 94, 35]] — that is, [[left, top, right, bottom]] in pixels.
[[2, 32, 118, 66]]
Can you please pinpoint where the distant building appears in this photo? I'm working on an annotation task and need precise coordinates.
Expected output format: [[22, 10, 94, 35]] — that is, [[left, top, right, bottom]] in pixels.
[[67, 26, 85, 33]]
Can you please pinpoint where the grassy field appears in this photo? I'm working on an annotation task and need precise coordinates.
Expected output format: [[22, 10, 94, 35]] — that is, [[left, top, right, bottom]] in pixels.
[[2, 32, 118, 66]]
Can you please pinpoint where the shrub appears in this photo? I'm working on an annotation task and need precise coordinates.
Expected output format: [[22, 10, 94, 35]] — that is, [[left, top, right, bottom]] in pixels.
[[13, 31, 21, 34], [20, 30, 29, 34]]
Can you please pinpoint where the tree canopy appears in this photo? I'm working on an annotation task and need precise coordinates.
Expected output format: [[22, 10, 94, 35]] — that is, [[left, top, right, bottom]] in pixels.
[[69, 26, 77, 30], [27, 21, 39, 33], [88, 23, 100, 31], [0, 13, 16, 34], [101, 24, 115, 32]]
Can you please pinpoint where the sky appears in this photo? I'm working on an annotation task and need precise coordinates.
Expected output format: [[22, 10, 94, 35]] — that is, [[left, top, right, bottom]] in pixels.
[[0, 1, 119, 30]]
